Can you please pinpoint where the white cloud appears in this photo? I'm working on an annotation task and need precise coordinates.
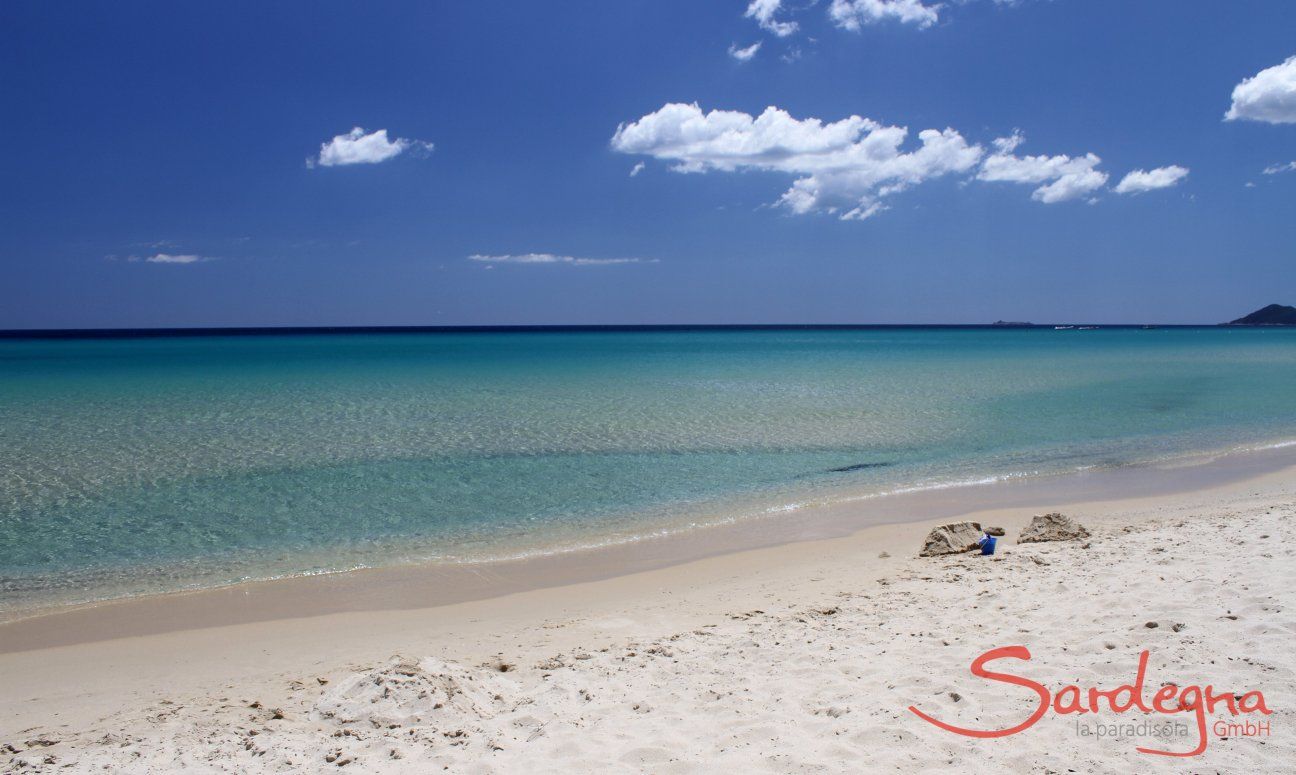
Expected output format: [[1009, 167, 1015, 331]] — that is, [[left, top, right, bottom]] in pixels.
[[1225, 55, 1296, 124], [117, 253, 212, 264], [728, 41, 762, 61], [828, 0, 940, 30], [1263, 161, 1296, 174], [745, 0, 797, 37], [629, 161, 645, 177], [1113, 165, 1190, 194], [613, 106, 1179, 216], [150, 253, 207, 264], [468, 253, 655, 266], [748, 0, 1030, 38], [309, 127, 434, 168], [147, 253, 204, 264], [611, 103, 982, 219], [976, 131, 1109, 203]]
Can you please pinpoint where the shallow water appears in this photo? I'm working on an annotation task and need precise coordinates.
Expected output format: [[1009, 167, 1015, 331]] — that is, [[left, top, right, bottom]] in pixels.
[[2, 327, 1294, 612]]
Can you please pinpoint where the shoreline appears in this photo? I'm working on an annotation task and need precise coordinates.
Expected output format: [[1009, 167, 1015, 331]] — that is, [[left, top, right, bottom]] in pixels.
[[10, 434, 1292, 622], [2, 448, 1293, 769], [3, 440, 1295, 651]]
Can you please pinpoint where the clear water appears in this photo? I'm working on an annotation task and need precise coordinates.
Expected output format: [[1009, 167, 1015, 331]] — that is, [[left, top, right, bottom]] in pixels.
[[2, 327, 1295, 613]]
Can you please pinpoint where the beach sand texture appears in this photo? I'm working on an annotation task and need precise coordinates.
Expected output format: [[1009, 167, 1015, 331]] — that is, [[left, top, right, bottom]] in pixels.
[[2, 469, 1292, 773]]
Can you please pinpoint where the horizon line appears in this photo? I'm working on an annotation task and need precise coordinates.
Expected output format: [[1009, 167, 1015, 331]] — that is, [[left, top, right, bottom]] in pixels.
[[0, 322, 1278, 339]]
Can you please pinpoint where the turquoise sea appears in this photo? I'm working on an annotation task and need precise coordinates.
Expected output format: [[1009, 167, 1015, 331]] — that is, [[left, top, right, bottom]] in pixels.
[[2, 327, 1295, 614]]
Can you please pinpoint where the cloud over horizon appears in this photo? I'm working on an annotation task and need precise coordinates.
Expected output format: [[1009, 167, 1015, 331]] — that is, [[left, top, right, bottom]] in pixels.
[[1225, 55, 1296, 124], [145, 253, 207, 264], [468, 253, 656, 267], [308, 127, 434, 168], [107, 252, 215, 265]]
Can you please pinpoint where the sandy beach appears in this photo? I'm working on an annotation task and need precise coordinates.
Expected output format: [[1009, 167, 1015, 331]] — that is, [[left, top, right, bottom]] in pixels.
[[6, 0, 1296, 770], [2, 451, 1292, 773]]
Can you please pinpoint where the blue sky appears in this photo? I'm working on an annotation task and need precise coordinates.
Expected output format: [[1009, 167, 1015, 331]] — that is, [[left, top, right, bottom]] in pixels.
[[2, 0, 1294, 327]]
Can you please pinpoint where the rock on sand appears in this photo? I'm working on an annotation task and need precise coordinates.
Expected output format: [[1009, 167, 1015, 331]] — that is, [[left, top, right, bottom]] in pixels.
[[918, 521, 982, 557]]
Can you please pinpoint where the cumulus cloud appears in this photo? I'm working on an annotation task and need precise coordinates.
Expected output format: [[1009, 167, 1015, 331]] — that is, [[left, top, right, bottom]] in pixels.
[[1113, 165, 1190, 195], [613, 105, 1181, 216], [611, 103, 983, 219], [745, 0, 797, 37], [1225, 55, 1296, 124], [629, 161, 646, 177], [468, 253, 655, 266], [308, 127, 434, 168], [729, 41, 763, 61], [1263, 161, 1296, 174], [976, 131, 1109, 203], [828, 0, 940, 30]]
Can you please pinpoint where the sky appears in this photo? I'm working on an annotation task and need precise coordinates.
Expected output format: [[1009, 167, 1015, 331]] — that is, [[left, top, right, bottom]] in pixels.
[[1, 0, 1294, 328]]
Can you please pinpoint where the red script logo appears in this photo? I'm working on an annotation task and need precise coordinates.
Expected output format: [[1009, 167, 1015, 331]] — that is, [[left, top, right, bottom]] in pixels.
[[908, 646, 1272, 757]]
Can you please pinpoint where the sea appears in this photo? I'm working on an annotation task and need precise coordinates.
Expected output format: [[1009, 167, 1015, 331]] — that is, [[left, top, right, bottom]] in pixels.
[[3, 326, 1294, 615]]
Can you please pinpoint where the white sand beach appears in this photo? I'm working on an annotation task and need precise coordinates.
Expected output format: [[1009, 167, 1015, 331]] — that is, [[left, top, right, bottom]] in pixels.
[[7, 1, 1295, 771], [2, 460, 1293, 773]]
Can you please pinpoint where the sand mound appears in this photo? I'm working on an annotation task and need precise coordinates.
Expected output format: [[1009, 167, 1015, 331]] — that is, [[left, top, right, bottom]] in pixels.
[[1018, 512, 1090, 543], [315, 656, 512, 729]]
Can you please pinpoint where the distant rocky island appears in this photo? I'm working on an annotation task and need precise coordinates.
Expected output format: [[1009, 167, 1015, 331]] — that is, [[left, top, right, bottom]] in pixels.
[[1227, 304, 1296, 325]]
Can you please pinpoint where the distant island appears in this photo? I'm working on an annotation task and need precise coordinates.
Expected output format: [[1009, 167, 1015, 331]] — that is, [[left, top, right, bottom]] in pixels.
[[1227, 304, 1296, 326]]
